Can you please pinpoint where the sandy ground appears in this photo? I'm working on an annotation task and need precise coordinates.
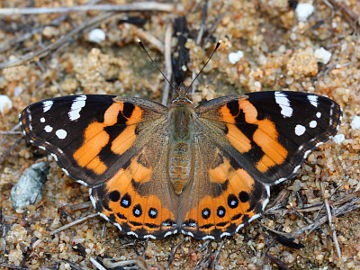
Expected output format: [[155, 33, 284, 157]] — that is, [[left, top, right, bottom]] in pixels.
[[0, 0, 359, 269]]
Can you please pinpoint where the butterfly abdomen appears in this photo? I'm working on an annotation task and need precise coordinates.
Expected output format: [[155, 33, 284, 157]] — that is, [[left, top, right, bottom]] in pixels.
[[169, 142, 193, 195], [168, 105, 195, 195]]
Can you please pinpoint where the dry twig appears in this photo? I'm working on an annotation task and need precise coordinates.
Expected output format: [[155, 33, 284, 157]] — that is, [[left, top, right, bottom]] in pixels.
[[168, 238, 187, 268], [50, 213, 99, 235], [325, 0, 360, 32], [263, 193, 360, 240], [321, 183, 342, 258], [294, 195, 360, 236], [0, 2, 180, 15], [191, 0, 210, 95], [0, 12, 116, 69], [130, 24, 165, 53], [0, 123, 22, 165], [161, 23, 173, 105]]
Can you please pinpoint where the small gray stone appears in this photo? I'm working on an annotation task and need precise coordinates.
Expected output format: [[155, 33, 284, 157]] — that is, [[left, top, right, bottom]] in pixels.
[[11, 162, 49, 211]]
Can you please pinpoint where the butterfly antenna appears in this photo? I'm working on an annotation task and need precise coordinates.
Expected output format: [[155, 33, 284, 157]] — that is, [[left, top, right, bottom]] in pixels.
[[137, 40, 176, 92], [186, 41, 221, 93]]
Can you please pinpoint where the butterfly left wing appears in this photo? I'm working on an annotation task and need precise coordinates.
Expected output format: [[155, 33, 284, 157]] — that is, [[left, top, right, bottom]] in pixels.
[[20, 94, 181, 239], [20, 95, 168, 187], [179, 91, 341, 240]]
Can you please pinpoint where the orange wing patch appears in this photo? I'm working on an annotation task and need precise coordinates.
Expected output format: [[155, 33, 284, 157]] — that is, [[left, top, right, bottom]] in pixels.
[[73, 102, 143, 174], [183, 155, 264, 239], [91, 155, 176, 238], [219, 99, 288, 173]]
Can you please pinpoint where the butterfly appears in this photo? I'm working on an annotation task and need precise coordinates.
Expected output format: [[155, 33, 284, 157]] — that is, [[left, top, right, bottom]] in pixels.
[[20, 90, 341, 240]]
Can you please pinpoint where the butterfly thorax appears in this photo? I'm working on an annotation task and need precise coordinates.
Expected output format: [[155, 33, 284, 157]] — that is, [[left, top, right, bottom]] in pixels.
[[168, 103, 195, 195]]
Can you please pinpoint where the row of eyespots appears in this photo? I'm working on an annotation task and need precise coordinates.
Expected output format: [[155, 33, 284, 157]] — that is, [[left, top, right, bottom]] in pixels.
[[108, 190, 158, 219], [201, 191, 250, 219]]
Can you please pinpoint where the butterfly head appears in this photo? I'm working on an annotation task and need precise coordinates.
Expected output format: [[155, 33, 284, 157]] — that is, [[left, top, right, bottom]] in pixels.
[[171, 86, 192, 105]]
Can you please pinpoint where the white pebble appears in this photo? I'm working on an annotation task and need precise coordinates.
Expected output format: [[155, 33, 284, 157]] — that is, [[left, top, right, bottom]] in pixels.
[[0, 95, 12, 113], [314, 47, 332, 64], [228, 50, 244, 64], [333, 134, 345, 144], [296, 3, 315, 22], [350, 116, 360, 130], [88, 28, 106, 43], [14, 86, 23, 96]]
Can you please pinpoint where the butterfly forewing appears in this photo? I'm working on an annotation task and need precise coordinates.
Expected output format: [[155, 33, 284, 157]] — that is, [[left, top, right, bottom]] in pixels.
[[197, 91, 341, 185], [20, 95, 167, 186]]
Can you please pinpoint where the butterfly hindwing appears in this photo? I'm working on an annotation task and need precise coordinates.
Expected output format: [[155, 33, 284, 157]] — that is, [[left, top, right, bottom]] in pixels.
[[90, 131, 181, 239], [179, 142, 269, 240]]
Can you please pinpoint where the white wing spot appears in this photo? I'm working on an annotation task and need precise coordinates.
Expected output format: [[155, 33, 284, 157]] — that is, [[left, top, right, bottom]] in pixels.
[[304, 149, 312, 159], [68, 95, 87, 121], [50, 153, 58, 161], [307, 95, 318, 107], [164, 230, 177, 238], [316, 112, 321, 118], [44, 125, 53, 133], [202, 235, 215, 240], [236, 223, 245, 232], [295, 124, 306, 136], [309, 120, 317, 128], [275, 92, 293, 118], [220, 232, 231, 238], [99, 212, 110, 222], [62, 168, 70, 176], [43, 100, 53, 112], [40, 117, 45, 123], [127, 231, 139, 238], [56, 129, 67, 139], [293, 165, 301, 174], [144, 234, 157, 239]]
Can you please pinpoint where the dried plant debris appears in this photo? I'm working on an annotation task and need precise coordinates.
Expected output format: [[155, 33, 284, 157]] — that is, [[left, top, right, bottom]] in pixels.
[[0, 0, 359, 269]]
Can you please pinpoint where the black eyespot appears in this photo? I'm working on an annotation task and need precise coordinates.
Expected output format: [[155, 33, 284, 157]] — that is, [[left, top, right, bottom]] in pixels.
[[120, 193, 131, 208], [133, 204, 142, 217], [108, 190, 120, 202], [201, 208, 211, 219], [148, 208, 158, 219], [239, 191, 249, 202], [227, 194, 239, 208], [217, 206, 226, 218]]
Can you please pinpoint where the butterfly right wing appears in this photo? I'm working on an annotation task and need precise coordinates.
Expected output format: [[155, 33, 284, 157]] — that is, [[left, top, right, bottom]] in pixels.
[[179, 91, 341, 240]]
